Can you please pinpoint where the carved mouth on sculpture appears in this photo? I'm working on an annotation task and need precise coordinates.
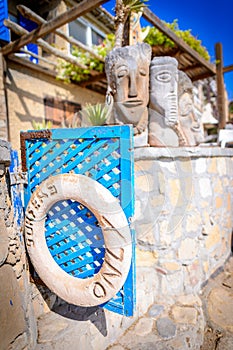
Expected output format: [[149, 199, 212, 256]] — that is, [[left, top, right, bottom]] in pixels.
[[166, 93, 177, 125], [123, 100, 143, 107]]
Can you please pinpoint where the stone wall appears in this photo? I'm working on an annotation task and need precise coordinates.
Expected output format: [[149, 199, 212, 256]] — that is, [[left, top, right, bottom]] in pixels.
[[134, 146, 233, 301], [1, 144, 232, 349], [0, 140, 36, 350]]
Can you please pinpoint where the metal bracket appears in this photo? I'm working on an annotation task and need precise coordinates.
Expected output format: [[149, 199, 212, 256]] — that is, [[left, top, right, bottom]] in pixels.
[[10, 171, 28, 185]]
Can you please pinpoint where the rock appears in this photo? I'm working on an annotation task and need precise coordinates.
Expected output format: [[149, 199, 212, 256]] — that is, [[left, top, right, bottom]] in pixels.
[[171, 305, 198, 325], [134, 317, 154, 336], [148, 304, 164, 318], [156, 317, 176, 339]]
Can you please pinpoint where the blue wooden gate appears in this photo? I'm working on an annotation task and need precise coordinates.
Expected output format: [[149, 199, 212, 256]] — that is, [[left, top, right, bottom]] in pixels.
[[20, 125, 135, 316]]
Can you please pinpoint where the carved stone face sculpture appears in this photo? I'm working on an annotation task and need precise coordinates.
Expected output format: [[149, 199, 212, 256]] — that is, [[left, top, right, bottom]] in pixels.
[[178, 71, 204, 145], [148, 57, 179, 146], [105, 43, 151, 135], [150, 56, 178, 126]]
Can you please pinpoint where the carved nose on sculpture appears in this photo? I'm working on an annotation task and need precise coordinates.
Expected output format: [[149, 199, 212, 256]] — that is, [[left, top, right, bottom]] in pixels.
[[128, 72, 138, 97]]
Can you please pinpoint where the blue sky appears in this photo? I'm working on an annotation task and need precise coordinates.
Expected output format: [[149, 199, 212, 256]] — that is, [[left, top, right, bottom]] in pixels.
[[103, 0, 233, 101]]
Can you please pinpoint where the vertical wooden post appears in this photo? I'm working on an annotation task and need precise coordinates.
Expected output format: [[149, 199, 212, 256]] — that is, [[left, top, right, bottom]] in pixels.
[[215, 42, 227, 129]]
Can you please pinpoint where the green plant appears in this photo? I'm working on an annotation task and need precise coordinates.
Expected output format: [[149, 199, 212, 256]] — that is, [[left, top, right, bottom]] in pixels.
[[56, 34, 115, 83], [144, 19, 210, 61], [83, 103, 109, 126], [229, 103, 233, 114], [32, 120, 53, 130], [56, 19, 210, 84]]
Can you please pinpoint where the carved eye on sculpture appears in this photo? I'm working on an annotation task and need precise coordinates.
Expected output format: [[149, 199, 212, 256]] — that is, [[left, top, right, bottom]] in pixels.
[[139, 68, 147, 77], [155, 71, 172, 82], [117, 68, 129, 78]]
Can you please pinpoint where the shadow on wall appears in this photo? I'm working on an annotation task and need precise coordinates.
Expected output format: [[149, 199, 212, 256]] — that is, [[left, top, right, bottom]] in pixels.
[[36, 283, 108, 337]]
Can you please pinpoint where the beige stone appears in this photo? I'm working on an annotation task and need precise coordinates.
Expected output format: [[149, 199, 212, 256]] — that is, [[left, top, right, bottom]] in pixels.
[[135, 174, 154, 192], [136, 248, 158, 267], [160, 161, 177, 174], [173, 224, 182, 240], [135, 160, 152, 172], [176, 294, 202, 307], [195, 158, 206, 174], [207, 158, 217, 173], [205, 225, 220, 250], [137, 223, 157, 245], [162, 261, 180, 272], [185, 210, 202, 233], [223, 176, 230, 187], [215, 196, 223, 209], [150, 194, 165, 208], [133, 317, 154, 336], [168, 179, 181, 206], [108, 345, 125, 350], [171, 305, 198, 324], [184, 177, 194, 199], [179, 159, 193, 173], [200, 200, 209, 208], [199, 178, 212, 198], [0, 265, 27, 349], [203, 261, 209, 274], [217, 158, 227, 176], [158, 171, 165, 194], [178, 238, 198, 261], [213, 178, 223, 193]]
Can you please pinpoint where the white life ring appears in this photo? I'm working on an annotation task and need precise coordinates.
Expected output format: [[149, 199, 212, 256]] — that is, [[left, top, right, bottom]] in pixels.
[[25, 174, 132, 307]]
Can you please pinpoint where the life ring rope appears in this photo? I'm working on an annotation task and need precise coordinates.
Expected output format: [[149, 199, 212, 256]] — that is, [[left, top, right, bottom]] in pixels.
[[25, 174, 132, 307]]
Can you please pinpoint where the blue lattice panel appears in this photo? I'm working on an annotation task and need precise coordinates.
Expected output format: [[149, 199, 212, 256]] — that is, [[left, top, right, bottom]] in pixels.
[[21, 126, 135, 316]]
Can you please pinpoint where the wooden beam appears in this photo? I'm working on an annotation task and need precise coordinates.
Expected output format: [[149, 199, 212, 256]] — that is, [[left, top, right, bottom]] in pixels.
[[4, 19, 89, 70], [223, 64, 233, 74], [1, 0, 108, 56], [215, 42, 227, 129], [143, 7, 216, 76], [8, 54, 58, 79], [17, 5, 105, 63], [19, 48, 56, 67], [79, 72, 106, 87]]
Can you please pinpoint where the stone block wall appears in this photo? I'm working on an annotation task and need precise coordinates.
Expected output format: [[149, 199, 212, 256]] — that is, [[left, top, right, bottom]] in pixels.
[[0, 140, 36, 350], [134, 147, 233, 303], [1, 143, 232, 350]]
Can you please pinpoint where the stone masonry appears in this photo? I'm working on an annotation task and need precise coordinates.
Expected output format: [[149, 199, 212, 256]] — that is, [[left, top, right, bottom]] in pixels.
[[0, 144, 233, 349]]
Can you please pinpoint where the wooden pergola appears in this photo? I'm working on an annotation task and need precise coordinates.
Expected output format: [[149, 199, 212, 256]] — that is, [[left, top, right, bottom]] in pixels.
[[0, 0, 230, 128]]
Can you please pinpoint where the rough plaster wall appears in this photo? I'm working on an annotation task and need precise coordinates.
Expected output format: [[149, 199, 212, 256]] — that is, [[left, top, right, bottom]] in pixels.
[[5, 61, 104, 151], [0, 140, 36, 350]]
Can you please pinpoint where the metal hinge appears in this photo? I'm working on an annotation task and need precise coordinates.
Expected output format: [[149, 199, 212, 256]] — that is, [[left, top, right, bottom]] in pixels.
[[10, 171, 28, 185]]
